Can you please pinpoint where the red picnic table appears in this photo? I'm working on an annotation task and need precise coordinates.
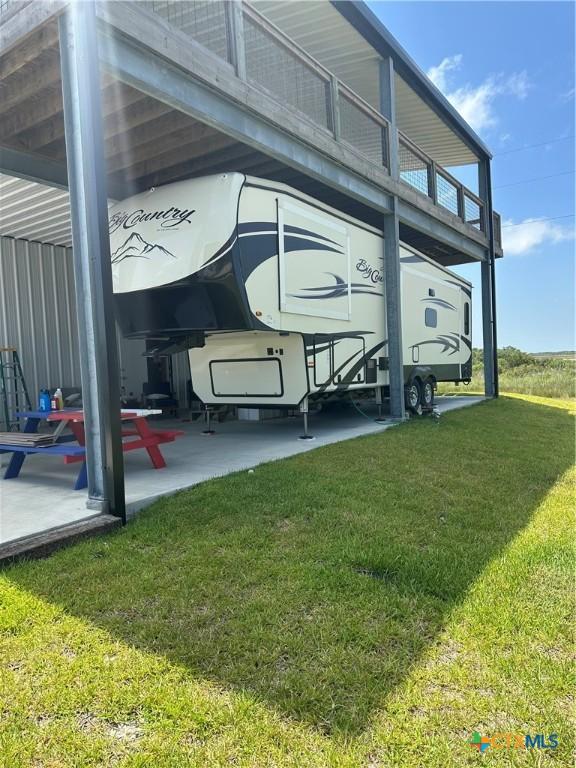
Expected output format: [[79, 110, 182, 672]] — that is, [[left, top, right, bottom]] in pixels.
[[1, 409, 184, 490]]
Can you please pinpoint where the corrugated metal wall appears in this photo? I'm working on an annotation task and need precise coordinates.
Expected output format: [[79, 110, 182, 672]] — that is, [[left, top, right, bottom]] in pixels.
[[172, 351, 191, 408], [0, 235, 190, 424], [0, 237, 81, 418]]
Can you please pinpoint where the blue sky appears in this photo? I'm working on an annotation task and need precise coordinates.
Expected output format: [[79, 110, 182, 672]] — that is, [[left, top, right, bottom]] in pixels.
[[368, 1, 575, 351]]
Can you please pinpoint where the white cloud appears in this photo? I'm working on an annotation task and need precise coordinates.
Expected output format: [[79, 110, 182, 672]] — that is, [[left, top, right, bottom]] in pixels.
[[426, 56, 530, 134], [427, 54, 463, 93], [502, 218, 575, 256]]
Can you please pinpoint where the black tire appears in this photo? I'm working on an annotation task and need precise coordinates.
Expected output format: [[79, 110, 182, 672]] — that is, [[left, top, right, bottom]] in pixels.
[[422, 378, 435, 408], [405, 379, 422, 414]]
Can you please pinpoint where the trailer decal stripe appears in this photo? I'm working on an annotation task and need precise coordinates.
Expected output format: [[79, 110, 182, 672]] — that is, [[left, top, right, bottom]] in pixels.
[[238, 233, 344, 281], [238, 221, 341, 247], [289, 274, 381, 300], [420, 298, 457, 311], [411, 334, 461, 355], [459, 335, 472, 351], [315, 339, 388, 394], [199, 230, 238, 269]]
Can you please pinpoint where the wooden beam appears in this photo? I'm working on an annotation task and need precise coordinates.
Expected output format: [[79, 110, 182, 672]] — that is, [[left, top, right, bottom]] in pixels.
[[103, 109, 197, 160], [0, 514, 121, 565], [124, 143, 257, 190], [120, 132, 237, 181], [106, 121, 221, 172], [0, 48, 62, 115], [102, 92, 172, 140], [0, 19, 59, 80], [0, 84, 63, 142], [17, 80, 144, 153]]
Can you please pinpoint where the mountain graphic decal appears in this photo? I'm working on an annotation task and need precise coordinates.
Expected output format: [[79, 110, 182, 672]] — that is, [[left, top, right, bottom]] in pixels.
[[111, 232, 176, 264]]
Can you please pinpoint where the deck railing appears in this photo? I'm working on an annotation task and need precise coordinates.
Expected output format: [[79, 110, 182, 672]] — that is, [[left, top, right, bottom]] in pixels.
[[241, 2, 391, 169], [398, 132, 491, 237], [0, 0, 32, 22]]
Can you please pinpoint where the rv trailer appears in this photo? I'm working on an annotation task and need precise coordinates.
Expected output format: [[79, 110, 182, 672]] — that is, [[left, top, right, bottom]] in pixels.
[[109, 173, 472, 415]]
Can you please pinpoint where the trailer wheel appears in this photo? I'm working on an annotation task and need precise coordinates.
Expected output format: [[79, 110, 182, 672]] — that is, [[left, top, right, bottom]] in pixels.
[[422, 379, 435, 408], [405, 379, 422, 414]]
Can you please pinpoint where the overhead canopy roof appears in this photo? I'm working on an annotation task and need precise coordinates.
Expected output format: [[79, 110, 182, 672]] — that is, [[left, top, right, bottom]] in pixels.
[[252, 0, 488, 167], [0, 173, 73, 247]]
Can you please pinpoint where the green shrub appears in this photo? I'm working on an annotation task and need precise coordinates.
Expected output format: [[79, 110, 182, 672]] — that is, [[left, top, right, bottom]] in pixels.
[[439, 347, 576, 399]]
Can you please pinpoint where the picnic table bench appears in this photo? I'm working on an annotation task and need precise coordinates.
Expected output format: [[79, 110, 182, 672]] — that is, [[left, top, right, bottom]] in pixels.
[[0, 409, 184, 490]]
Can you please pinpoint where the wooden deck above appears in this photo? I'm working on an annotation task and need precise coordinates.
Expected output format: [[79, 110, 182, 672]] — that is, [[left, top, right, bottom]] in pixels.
[[0, 0, 501, 265]]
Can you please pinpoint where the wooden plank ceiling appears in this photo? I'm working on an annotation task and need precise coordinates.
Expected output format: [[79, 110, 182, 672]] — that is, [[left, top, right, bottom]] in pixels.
[[0, 20, 300, 195]]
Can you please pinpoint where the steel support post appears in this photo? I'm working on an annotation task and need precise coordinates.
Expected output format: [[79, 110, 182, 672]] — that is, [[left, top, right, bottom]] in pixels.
[[486, 160, 499, 396], [480, 259, 495, 396], [59, 1, 125, 519], [384, 203, 405, 419], [380, 57, 404, 418], [478, 158, 499, 397]]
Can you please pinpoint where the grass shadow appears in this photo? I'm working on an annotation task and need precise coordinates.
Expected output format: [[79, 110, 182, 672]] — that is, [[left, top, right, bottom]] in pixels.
[[6, 397, 575, 737]]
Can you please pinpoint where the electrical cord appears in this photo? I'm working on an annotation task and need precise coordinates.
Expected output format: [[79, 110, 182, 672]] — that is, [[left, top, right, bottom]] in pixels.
[[347, 393, 382, 421]]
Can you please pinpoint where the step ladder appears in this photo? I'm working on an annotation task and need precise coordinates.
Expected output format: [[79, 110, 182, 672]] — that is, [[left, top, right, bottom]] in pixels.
[[0, 347, 32, 432]]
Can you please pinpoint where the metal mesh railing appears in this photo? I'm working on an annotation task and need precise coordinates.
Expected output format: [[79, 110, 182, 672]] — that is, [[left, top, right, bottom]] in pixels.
[[144, 1, 232, 62], [243, 14, 331, 130], [1, 0, 33, 25], [339, 92, 386, 166], [493, 212, 502, 247], [436, 172, 459, 216], [464, 193, 482, 230], [399, 139, 429, 196]]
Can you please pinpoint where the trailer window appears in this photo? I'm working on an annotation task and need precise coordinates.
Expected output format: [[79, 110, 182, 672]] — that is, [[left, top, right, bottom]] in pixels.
[[464, 302, 470, 335], [425, 308, 437, 328]]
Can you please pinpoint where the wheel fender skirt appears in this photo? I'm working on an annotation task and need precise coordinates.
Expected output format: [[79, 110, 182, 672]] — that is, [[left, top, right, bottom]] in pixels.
[[404, 365, 434, 384]]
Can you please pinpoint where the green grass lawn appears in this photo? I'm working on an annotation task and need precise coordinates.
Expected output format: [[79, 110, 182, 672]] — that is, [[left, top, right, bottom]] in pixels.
[[1, 396, 574, 767]]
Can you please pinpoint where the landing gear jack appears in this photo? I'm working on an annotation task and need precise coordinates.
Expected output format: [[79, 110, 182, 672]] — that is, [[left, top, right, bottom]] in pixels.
[[375, 386, 388, 423], [202, 405, 216, 435], [298, 398, 315, 440]]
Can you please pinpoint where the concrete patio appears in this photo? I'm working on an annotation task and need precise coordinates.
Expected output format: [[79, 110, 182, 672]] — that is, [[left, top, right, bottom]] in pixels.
[[0, 395, 483, 547]]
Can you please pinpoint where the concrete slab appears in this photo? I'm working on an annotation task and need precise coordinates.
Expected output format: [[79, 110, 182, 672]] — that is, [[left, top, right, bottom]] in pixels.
[[0, 395, 484, 544]]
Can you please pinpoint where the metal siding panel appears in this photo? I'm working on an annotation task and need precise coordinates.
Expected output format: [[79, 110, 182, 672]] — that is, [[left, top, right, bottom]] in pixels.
[[0, 237, 82, 412], [60, 248, 81, 386], [172, 350, 191, 410], [24, 240, 42, 391]]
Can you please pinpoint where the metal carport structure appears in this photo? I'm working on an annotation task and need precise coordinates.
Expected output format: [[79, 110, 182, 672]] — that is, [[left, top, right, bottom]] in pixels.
[[0, 0, 500, 523]]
